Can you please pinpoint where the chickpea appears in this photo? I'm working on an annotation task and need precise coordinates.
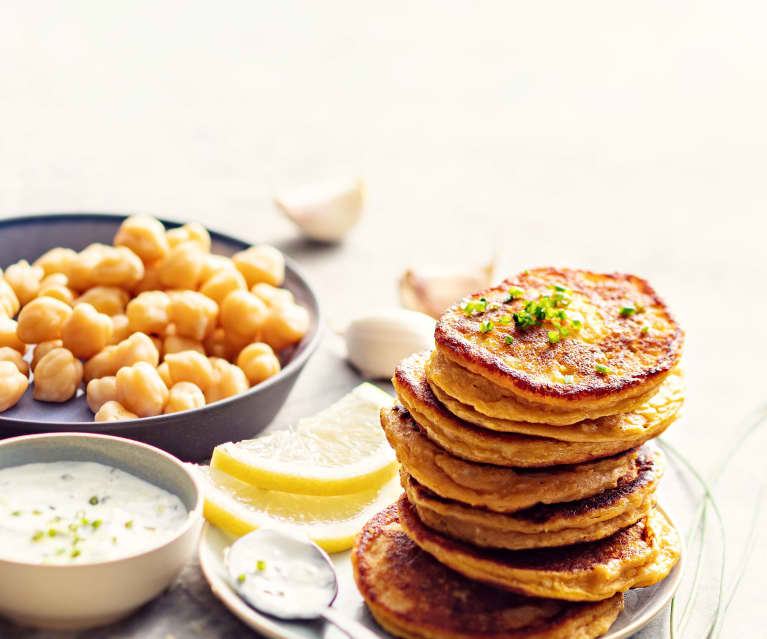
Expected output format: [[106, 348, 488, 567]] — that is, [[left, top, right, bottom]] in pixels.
[[95, 400, 138, 422], [84, 332, 159, 382], [220, 290, 268, 340], [164, 381, 205, 414], [75, 286, 130, 316], [113, 216, 170, 264], [36, 278, 75, 306], [223, 330, 253, 362], [0, 279, 20, 317], [4, 260, 43, 306], [33, 348, 83, 402], [31, 340, 63, 371], [166, 223, 211, 252], [0, 318, 26, 354], [251, 282, 294, 309], [199, 269, 246, 306], [168, 291, 218, 341], [156, 361, 172, 387], [165, 351, 214, 390], [34, 247, 78, 278], [159, 243, 205, 290], [0, 361, 28, 412], [110, 314, 132, 344], [203, 328, 231, 360], [163, 335, 205, 357], [0, 347, 29, 376], [205, 358, 249, 404], [60, 303, 114, 359], [67, 244, 111, 291], [199, 254, 237, 283], [237, 342, 281, 385], [132, 260, 165, 294], [232, 245, 285, 287], [126, 291, 171, 335], [86, 376, 117, 413], [115, 361, 168, 417], [91, 246, 145, 290], [261, 303, 310, 352], [16, 297, 73, 344]]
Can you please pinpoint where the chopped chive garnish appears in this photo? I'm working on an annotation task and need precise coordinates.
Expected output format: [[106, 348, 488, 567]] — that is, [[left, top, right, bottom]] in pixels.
[[125, 520, 133, 529], [595, 364, 611, 375], [89, 496, 99, 505], [504, 335, 514, 345], [112, 536, 117, 544], [479, 320, 494, 333], [92, 519, 102, 529], [33, 509, 42, 515], [548, 330, 561, 344], [641, 326, 649, 334], [499, 314, 511, 325], [504, 287, 525, 302], [237, 574, 246, 583], [552, 284, 569, 293], [48, 529, 57, 537], [619, 306, 636, 317], [71, 549, 81, 558], [32, 530, 44, 542], [11, 510, 20, 517], [572, 319, 583, 329], [256, 560, 267, 571]]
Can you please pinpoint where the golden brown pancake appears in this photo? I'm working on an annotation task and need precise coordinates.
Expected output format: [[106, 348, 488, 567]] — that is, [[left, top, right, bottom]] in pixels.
[[402, 447, 662, 550], [395, 351, 682, 466], [399, 495, 681, 602], [434, 267, 684, 424], [381, 404, 643, 513], [352, 504, 624, 639]]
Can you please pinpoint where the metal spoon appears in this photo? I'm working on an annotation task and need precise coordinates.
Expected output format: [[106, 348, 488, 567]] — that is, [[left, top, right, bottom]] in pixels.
[[226, 529, 379, 639]]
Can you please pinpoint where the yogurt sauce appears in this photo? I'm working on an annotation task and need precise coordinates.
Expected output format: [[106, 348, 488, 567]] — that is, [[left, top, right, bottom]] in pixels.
[[0, 461, 188, 564]]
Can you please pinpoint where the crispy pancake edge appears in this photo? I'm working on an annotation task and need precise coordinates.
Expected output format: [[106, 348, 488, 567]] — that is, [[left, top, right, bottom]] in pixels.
[[352, 504, 625, 639]]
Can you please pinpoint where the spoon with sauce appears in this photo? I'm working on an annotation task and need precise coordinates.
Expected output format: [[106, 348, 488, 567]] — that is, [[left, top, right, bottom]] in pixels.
[[226, 529, 379, 639]]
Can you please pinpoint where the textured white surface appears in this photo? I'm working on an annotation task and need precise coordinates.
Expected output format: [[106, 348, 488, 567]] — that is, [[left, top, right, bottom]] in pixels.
[[1, 1, 765, 636]]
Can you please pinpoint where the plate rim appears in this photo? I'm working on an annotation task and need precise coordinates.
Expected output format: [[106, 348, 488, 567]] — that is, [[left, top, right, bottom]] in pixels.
[[197, 504, 685, 639]]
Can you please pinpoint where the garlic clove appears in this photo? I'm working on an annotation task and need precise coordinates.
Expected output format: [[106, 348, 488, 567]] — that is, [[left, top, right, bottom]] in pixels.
[[399, 256, 497, 319], [345, 309, 435, 379], [275, 177, 366, 242]]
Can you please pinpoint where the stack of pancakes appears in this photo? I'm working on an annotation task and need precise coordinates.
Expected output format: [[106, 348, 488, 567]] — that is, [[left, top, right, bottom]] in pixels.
[[353, 267, 684, 639]]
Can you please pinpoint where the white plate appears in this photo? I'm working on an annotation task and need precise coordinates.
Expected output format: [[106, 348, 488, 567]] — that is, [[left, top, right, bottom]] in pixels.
[[198, 507, 684, 639]]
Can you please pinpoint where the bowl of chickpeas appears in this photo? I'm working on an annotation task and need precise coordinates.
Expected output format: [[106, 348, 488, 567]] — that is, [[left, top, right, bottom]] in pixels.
[[0, 213, 322, 460]]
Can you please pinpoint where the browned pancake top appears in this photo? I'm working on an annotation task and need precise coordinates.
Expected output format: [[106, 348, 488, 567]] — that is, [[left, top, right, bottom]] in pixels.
[[399, 495, 653, 573], [353, 504, 618, 635], [435, 267, 683, 402]]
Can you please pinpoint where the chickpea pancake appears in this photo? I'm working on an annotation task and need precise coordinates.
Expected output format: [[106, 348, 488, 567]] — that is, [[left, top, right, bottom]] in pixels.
[[352, 504, 624, 639], [396, 352, 682, 466], [401, 447, 661, 550], [381, 404, 642, 513], [434, 267, 683, 424], [399, 495, 680, 602]]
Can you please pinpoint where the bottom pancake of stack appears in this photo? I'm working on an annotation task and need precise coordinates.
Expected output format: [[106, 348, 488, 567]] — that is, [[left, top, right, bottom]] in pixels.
[[352, 504, 625, 639]]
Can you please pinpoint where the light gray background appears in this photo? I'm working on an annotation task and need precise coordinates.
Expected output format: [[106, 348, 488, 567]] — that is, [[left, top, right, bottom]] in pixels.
[[1, 1, 765, 637]]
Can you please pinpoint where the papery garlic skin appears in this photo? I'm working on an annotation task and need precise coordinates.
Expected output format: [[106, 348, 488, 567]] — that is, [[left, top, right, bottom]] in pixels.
[[345, 310, 435, 379], [399, 257, 497, 319], [275, 177, 365, 242]]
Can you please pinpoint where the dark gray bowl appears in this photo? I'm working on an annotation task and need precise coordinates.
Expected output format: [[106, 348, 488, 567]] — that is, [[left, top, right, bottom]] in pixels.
[[0, 213, 322, 461]]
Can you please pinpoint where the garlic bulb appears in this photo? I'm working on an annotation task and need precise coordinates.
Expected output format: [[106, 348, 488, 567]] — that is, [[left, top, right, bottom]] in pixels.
[[275, 177, 366, 242], [399, 255, 497, 319], [345, 310, 436, 379]]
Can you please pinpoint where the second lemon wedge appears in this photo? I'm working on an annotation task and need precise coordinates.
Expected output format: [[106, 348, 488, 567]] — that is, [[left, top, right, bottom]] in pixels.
[[211, 383, 397, 495], [192, 465, 401, 552]]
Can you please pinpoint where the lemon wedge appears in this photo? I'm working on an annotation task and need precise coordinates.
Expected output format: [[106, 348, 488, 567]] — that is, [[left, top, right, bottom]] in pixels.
[[211, 383, 397, 495], [192, 465, 401, 552]]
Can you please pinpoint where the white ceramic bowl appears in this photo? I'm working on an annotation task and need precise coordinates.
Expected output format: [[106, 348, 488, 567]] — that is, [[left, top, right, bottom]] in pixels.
[[0, 433, 203, 630]]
